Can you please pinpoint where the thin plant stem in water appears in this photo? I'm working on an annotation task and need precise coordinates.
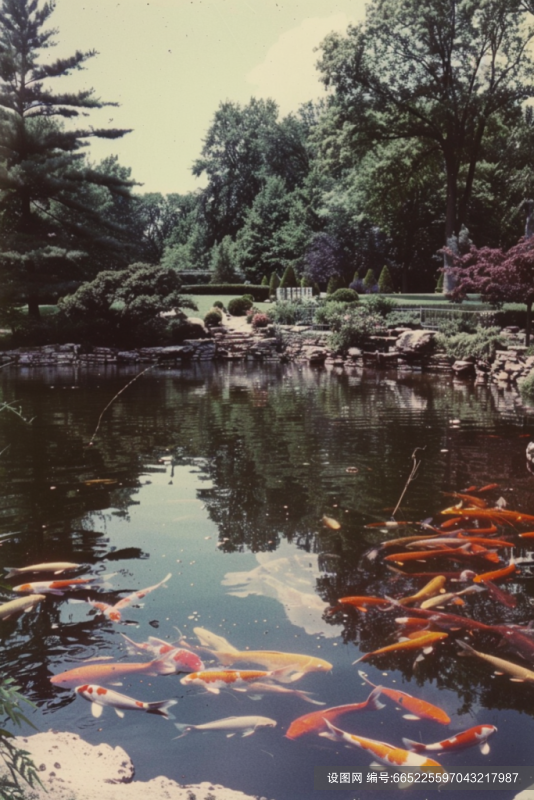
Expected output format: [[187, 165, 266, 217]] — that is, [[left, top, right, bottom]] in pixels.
[[88, 365, 155, 445], [391, 446, 426, 520]]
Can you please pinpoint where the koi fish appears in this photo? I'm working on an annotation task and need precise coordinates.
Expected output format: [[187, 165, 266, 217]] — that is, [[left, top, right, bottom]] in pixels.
[[336, 596, 391, 613], [457, 640, 534, 683], [322, 515, 341, 530], [420, 585, 482, 610], [4, 562, 82, 579], [352, 632, 448, 664], [358, 672, 450, 724], [441, 507, 534, 525], [181, 668, 293, 694], [403, 724, 497, 755], [0, 594, 46, 620], [398, 576, 446, 606], [322, 721, 445, 771], [90, 572, 172, 621], [75, 684, 177, 719], [473, 560, 517, 584], [236, 681, 325, 705], [174, 715, 276, 738], [286, 688, 383, 739], [13, 578, 95, 596], [50, 653, 179, 687]]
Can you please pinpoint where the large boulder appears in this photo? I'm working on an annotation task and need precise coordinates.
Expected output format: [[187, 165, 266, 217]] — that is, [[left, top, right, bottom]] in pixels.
[[7, 731, 263, 800], [395, 329, 436, 356]]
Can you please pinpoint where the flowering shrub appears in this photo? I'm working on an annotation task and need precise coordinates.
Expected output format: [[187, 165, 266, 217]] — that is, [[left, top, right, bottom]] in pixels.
[[327, 306, 387, 351], [252, 312, 269, 328]]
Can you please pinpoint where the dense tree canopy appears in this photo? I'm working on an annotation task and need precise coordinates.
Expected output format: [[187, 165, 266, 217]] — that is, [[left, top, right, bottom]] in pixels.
[[0, 0, 133, 315], [317, 0, 534, 290]]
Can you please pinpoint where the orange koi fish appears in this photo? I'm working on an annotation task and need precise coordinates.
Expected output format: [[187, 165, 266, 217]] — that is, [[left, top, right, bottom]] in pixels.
[[398, 576, 447, 607], [181, 669, 292, 694], [285, 688, 383, 740], [51, 653, 178, 687], [403, 724, 497, 755], [337, 596, 391, 613], [322, 721, 445, 771], [473, 560, 517, 584], [358, 671, 450, 724], [13, 578, 95, 595], [75, 684, 177, 719], [352, 632, 448, 664], [441, 507, 534, 525]]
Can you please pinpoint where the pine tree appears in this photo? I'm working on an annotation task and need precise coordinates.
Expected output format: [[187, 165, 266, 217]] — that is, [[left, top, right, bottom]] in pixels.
[[378, 265, 394, 293], [0, 0, 133, 317]]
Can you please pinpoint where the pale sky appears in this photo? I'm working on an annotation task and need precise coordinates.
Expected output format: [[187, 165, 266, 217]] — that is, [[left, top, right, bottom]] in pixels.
[[49, 0, 366, 195]]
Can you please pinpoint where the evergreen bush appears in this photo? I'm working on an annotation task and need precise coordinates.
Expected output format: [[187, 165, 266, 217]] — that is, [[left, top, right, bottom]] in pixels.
[[362, 269, 377, 293], [204, 308, 223, 326], [280, 265, 299, 289], [227, 297, 254, 316], [378, 265, 394, 293], [327, 288, 359, 303], [269, 272, 280, 298]]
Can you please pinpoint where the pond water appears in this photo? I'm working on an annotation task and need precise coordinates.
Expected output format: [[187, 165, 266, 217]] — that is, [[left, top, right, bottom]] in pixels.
[[0, 362, 534, 800]]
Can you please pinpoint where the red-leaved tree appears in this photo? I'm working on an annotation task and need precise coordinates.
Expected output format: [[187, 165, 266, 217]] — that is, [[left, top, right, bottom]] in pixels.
[[446, 238, 534, 345]]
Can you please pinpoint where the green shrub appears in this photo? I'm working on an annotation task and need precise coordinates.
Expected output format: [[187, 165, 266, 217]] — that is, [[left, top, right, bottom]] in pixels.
[[227, 296, 253, 316], [436, 326, 505, 360], [204, 308, 223, 326], [269, 299, 315, 325], [327, 306, 387, 351], [328, 288, 359, 303], [182, 284, 269, 301], [520, 370, 534, 401], [280, 264, 299, 289], [362, 269, 377, 292], [269, 272, 280, 298], [365, 295, 396, 317], [378, 265, 394, 293], [326, 275, 342, 294]]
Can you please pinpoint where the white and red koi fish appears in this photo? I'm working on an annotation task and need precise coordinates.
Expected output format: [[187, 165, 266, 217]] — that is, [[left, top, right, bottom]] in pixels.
[[322, 720, 445, 771], [89, 572, 172, 622], [13, 578, 95, 596], [51, 653, 178, 687], [4, 562, 82, 579], [181, 668, 293, 694], [174, 715, 276, 738], [75, 684, 177, 719], [403, 724, 497, 756], [120, 634, 203, 672], [358, 672, 450, 724]]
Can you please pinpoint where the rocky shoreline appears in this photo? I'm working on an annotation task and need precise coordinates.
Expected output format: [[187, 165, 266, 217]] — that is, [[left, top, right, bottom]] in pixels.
[[6, 731, 271, 800], [0, 324, 532, 393]]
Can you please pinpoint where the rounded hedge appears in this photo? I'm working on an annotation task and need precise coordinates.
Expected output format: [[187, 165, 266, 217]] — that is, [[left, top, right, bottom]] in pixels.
[[228, 296, 254, 316], [204, 308, 224, 326], [327, 288, 359, 303]]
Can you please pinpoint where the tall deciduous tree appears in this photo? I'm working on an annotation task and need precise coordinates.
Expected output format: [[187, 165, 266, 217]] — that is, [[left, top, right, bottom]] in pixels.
[[317, 0, 534, 291], [0, 0, 133, 316]]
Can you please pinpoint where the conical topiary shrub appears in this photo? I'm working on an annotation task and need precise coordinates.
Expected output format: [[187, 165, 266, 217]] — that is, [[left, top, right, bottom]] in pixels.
[[378, 265, 394, 294]]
